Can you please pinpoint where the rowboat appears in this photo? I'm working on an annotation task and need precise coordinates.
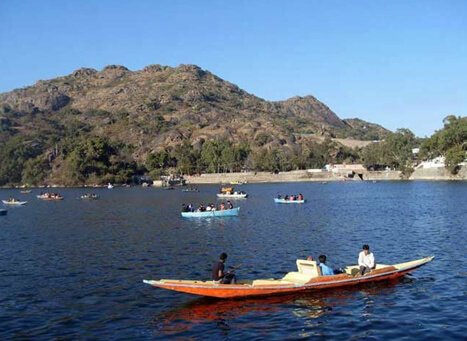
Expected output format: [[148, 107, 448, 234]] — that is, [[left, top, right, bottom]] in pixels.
[[2, 200, 27, 206], [274, 198, 305, 204], [216, 192, 248, 199], [181, 207, 240, 218], [37, 194, 64, 201], [80, 194, 99, 200], [0, 209, 7, 216], [143, 256, 433, 299]]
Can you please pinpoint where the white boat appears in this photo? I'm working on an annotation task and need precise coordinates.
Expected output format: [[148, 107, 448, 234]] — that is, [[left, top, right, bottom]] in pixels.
[[2, 200, 27, 206], [107, 183, 114, 189], [274, 198, 305, 204], [216, 192, 248, 199]]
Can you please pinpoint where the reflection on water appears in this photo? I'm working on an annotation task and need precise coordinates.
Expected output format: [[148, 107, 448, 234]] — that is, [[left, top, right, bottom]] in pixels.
[[154, 279, 402, 336]]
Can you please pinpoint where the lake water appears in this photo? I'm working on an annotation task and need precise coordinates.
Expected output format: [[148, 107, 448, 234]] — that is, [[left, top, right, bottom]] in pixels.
[[0, 182, 466, 339]]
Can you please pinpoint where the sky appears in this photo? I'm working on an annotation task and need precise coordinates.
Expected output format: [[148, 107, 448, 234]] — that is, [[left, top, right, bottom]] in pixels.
[[0, 0, 466, 137]]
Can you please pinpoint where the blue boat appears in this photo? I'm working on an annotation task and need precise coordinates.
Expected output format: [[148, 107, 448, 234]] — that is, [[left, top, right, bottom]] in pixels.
[[274, 198, 305, 204], [181, 207, 240, 218]]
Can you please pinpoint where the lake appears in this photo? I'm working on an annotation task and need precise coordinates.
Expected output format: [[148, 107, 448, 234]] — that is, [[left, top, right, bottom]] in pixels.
[[0, 182, 466, 339]]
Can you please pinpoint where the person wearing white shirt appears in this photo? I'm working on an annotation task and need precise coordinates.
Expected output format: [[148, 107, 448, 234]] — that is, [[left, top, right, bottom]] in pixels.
[[358, 244, 375, 275]]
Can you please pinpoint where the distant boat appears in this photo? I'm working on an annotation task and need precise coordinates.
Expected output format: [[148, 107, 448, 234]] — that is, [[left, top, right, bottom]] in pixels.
[[2, 199, 27, 206], [217, 192, 248, 199], [37, 193, 64, 201], [181, 207, 240, 218], [0, 209, 7, 216], [80, 193, 99, 200], [230, 180, 245, 185], [107, 183, 114, 189], [20, 189, 32, 194], [165, 186, 175, 190], [274, 198, 305, 204], [182, 187, 199, 192]]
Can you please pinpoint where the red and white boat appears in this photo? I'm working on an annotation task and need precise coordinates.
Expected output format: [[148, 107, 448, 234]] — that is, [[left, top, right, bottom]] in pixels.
[[144, 256, 434, 299]]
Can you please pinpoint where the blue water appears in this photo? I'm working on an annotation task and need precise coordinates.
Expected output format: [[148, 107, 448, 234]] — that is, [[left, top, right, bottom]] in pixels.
[[0, 182, 466, 339]]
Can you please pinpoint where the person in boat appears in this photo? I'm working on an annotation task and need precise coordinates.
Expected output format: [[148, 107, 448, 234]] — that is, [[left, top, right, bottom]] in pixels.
[[284, 195, 289, 200], [198, 204, 206, 212], [298, 193, 304, 200], [219, 202, 226, 210], [210, 203, 216, 211], [206, 204, 212, 211], [212, 252, 236, 284], [318, 255, 335, 276], [277, 194, 282, 199], [358, 244, 376, 275], [227, 200, 233, 209], [290, 194, 295, 201]]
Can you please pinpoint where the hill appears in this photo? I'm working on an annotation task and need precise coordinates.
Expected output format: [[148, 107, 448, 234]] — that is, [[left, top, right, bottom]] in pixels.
[[0, 64, 390, 185]]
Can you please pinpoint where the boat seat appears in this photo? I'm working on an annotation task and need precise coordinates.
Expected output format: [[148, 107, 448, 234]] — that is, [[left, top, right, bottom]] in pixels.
[[281, 259, 322, 284]]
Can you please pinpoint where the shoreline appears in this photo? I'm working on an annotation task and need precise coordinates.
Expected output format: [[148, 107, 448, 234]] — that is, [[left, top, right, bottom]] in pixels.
[[1, 168, 465, 189]]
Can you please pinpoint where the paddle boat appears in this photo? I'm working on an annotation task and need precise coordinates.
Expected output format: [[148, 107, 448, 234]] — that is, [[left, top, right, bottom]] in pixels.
[[217, 191, 248, 199], [274, 198, 305, 204], [2, 199, 27, 206], [181, 207, 240, 218], [0, 209, 8, 215], [143, 256, 434, 299]]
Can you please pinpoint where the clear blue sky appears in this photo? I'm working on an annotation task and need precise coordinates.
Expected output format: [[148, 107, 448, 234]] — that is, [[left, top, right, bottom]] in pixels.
[[1, 0, 466, 136]]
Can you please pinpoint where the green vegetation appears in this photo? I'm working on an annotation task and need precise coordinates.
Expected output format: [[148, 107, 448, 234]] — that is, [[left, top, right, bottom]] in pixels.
[[361, 128, 418, 176], [419, 116, 467, 174]]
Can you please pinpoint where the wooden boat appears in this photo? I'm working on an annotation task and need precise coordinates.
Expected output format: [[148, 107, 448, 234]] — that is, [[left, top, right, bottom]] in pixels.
[[143, 256, 434, 299], [216, 192, 248, 199], [2, 200, 27, 206], [0, 209, 7, 215], [181, 207, 240, 218], [274, 198, 305, 204]]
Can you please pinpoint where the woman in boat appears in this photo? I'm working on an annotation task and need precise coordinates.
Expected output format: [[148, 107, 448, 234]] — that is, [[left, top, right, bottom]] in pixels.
[[212, 252, 236, 284]]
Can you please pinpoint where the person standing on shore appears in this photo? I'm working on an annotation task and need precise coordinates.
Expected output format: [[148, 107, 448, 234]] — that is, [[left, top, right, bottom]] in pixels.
[[358, 244, 375, 275]]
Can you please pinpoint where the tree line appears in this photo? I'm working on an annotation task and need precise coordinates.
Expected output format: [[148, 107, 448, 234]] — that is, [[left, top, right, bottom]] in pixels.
[[0, 116, 465, 186]]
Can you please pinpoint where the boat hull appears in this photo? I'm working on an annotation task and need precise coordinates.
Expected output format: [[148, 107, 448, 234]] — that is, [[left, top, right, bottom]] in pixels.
[[274, 198, 305, 204], [144, 256, 433, 299], [2, 200, 27, 206], [181, 207, 240, 218]]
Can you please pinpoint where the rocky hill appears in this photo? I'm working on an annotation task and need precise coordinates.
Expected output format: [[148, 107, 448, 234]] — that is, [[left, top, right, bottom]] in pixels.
[[0, 64, 391, 185]]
